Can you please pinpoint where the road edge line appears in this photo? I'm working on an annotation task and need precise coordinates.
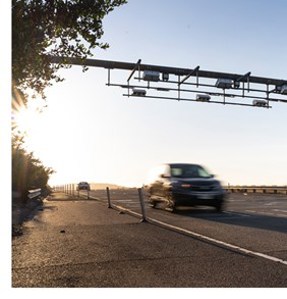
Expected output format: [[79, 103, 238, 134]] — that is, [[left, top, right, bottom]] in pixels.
[[91, 195, 287, 267], [147, 217, 287, 266]]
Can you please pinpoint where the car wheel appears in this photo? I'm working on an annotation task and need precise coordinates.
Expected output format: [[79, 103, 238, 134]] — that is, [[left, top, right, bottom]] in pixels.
[[215, 203, 223, 213]]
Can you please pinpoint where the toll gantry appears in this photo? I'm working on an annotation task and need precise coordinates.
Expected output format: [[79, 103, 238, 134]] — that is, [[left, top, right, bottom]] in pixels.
[[49, 56, 287, 109]]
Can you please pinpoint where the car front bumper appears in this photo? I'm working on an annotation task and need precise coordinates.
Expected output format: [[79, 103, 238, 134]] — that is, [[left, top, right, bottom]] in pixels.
[[172, 190, 225, 206]]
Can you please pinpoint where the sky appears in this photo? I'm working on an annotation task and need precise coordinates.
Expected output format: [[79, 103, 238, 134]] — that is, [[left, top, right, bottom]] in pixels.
[[10, 0, 287, 188], [3, 1, 286, 293]]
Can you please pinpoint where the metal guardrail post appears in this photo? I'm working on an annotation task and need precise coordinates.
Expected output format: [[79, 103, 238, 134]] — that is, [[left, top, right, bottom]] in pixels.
[[138, 188, 147, 222], [106, 187, 112, 208]]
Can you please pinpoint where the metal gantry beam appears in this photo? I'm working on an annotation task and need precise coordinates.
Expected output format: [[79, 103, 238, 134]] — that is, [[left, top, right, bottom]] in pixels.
[[179, 66, 200, 85], [48, 56, 287, 108]]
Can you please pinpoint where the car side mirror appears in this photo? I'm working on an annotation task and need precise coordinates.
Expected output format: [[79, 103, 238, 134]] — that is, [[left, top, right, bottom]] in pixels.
[[160, 174, 170, 178]]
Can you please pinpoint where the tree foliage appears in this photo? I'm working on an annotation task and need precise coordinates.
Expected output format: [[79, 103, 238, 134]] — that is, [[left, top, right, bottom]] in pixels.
[[12, 0, 127, 101], [12, 134, 54, 199], [12, 0, 126, 196]]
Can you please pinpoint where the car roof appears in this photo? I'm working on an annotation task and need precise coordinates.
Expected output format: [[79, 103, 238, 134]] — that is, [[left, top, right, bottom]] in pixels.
[[167, 163, 200, 167]]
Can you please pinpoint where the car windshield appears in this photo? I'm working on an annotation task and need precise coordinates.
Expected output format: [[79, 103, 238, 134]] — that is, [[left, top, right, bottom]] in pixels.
[[170, 164, 212, 179]]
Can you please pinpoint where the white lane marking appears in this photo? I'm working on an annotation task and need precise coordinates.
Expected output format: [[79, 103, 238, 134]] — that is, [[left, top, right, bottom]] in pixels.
[[228, 199, 245, 202], [244, 209, 287, 218], [224, 211, 251, 217], [111, 204, 287, 266], [273, 209, 287, 213], [113, 199, 134, 202], [147, 218, 287, 266], [112, 204, 142, 219], [245, 210, 258, 214], [274, 214, 287, 218]]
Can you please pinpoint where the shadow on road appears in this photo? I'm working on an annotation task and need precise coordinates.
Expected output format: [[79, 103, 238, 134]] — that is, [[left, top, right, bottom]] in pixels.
[[168, 206, 287, 234]]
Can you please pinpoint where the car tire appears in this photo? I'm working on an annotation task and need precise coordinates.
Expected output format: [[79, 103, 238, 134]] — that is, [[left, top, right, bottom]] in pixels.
[[215, 203, 223, 213]]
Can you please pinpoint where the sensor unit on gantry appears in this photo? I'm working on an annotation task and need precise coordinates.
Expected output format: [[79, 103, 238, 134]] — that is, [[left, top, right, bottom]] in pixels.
[[143, 71, 160, 82], [132, 88, 146, 96], [196, 94, 211, 102], [280, 84, 287, 95], [253, 100, 268, 107], [216, 78, 233, 89]]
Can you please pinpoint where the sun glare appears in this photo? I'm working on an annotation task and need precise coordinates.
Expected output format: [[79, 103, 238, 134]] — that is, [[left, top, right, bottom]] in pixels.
[[13, 100, 43, 130], [14, 107, 36, 134], [12, 91, 47, 150]]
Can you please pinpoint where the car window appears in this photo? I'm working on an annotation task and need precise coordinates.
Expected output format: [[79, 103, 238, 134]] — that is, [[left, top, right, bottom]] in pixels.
[[171, 168, 183, 177], [171, 165, 211, 178], [197, 167, 211, 178]]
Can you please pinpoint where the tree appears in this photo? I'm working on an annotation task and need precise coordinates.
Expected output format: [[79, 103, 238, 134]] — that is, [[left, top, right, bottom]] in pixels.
[[12, 134, 54, 200], [12, 0, 127, 101], [12, 1, 127, 197]]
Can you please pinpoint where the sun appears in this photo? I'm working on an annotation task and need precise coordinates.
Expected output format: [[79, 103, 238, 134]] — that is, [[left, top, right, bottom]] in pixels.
[[13, 106, 36, 134], [13, 100, 44, 133], [12, 89, 47, 150]]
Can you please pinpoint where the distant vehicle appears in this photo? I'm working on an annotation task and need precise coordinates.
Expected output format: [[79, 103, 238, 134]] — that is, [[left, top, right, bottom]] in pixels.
[[77, 182, 90, 191], [146, 163, 225, 212]]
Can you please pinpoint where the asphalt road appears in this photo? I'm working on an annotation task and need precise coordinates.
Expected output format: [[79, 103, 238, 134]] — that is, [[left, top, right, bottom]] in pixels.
[[95, 189, 287, 261], [12, 190, 287, 287]]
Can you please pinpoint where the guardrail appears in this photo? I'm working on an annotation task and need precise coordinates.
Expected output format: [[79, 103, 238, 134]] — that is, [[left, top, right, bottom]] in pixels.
[[56, 185, 147, 222], [54, 184, 75, 195], [55, 183, 287, 196], [225, 186, 287, 195], [28, 188, 42, 199]]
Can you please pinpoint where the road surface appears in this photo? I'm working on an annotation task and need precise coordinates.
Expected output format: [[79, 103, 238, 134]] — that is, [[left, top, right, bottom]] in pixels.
[[12, 190, 287, 287]]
